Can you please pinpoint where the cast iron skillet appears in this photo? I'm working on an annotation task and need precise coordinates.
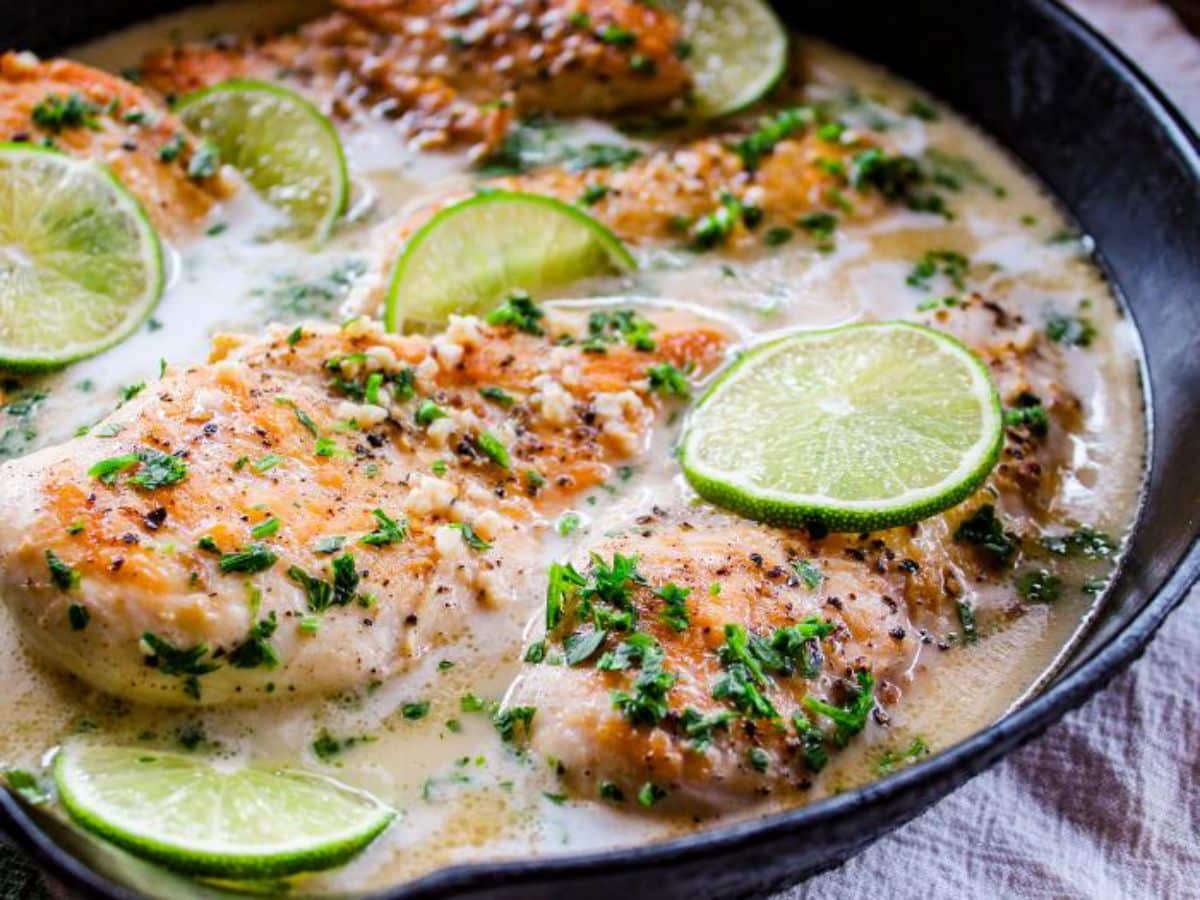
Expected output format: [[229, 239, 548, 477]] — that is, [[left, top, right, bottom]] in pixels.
[[1, 1, 1198, 897]]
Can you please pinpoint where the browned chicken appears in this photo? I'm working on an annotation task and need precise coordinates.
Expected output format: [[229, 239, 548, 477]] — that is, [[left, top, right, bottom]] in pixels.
[[0, 306, 727, 706], [355, 121, 898, 316], [509, 297, 1081, 812], [140, 0, 691, 155], [0, 52, 234, 236]]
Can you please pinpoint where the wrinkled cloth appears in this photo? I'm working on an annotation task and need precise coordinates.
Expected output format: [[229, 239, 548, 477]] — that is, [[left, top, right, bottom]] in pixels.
[[2, 2, 1197, 899], [788, 9, 1200, 897]]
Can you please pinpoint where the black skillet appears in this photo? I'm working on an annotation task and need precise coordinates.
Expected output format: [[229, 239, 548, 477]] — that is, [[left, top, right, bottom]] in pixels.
[[1, 1, 1198, 897]]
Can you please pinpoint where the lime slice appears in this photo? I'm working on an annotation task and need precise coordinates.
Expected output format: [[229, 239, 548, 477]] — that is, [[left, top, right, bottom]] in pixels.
[[664, 0, 789, 118], [175, 80, 349, 240], [385, 190, 636, 331], [54, 743, 395, 879], [680, 322, 1003, 532], [0, 144, 164, 372]]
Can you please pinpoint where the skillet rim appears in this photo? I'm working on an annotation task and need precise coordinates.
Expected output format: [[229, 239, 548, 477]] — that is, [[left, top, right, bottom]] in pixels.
[[1, 0, 1197, 896]]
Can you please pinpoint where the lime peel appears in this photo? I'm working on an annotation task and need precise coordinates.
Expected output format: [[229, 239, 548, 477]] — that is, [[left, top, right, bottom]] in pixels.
[[664, 0, 789, 118], [54, 743, 395, 879], [385, 190, 635, 332], [680, 321, 1004, 532], [175, 80, 349, 240], [0, 143, 164, 372]]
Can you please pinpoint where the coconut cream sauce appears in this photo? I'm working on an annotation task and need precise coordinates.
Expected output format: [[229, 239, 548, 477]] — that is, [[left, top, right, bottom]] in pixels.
[[0, 1, 1146, 891]]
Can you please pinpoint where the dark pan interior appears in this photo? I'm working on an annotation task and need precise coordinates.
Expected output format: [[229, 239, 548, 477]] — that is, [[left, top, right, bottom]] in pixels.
[[1, 1, 1198, 898]]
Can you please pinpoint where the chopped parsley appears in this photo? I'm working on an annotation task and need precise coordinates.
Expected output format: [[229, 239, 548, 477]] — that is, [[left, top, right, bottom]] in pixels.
[[158, 133, 186, 163], [1045, 310, 1097, 347], [798, 211, 837, 246], [187, 140, 220, 179], [583, 308, 656, 352], [288, 553, 363, 612], [636, 782, 666, 807], [360, 508, 407, 546], [492, 705, 535, 742], [415, 399, 448, 427], [646, 362, 691, 398], [765, 225, 793, 246], [311, 729, 370, 763], [956, 600, 978, 643], [252, 453, 286, 473], [250, 517, 281, 540], [556, 512, 583, 537], [679, 707, 735, 751], [564, 628, 607, 666], [734, 107, 814, 170], [564, 142, 643, 171], [45, 549, 80, 591], [1016, 569, 1062, 604], [480, 386, 515, 407], [88, 447, 188, 490], [67, 603, 90, 631], [748, 747, 771, 773], [475, 430, 511, 468], [580, 183, 609, 205], [803, 670, 876, 747], [610, 634, 676, 726], [141, 632, 219, 699], [655, 582, 691, 631], [954, 504, 1017, 564], [1004, 392, 1049, 436], [31, 91, 99, 132], [690, 194, 749, 250], [485, 291, 545, 335], [401, 701, 430, 720], [791, 559, 823, 590], [599, 781, 625, 802], [1042, 527, 1116, 559], [449, 522, 492, 551], [875, 736, 930, 775], [218, 544, 278, 575], [228, 613, 279, 669], [596, 24, 636, 46], [792, 712, 829, 772], [460, 693, 487, 713], [524, 640, 547, 663], [545, 561, 587, 629], [907, 249, 969, 291]]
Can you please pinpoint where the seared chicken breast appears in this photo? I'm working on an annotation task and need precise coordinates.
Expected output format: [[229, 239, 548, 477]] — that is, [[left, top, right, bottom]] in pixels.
[[140, 0, 690, 154], [0, 52, 233, 237], [510, 296, 1082, 811], [355, 126, 898, 316], [0, 308, 727, 706]]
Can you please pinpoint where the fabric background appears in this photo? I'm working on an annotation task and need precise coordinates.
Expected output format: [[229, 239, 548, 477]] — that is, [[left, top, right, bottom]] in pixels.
[[1, 2, 1196, 898]]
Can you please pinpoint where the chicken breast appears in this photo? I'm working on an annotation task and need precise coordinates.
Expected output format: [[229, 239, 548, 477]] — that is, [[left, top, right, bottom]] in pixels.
[[354, 126, 897, 316], [0, 52, 234, 237], [509, 296, 1082, 812], [510, 507, 921, 812], [0, 307, 727, 706], [139, 0, 690, 154]]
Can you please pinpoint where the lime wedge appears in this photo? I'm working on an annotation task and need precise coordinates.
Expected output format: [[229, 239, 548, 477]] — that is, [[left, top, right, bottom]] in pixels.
[[385, 190, 636, 332], [175, 80, 349, 240], [0, 144, 164, 372], [664, 0, 789, 118], [54, 743, 395, 879], [680, 322, 1003, 532]]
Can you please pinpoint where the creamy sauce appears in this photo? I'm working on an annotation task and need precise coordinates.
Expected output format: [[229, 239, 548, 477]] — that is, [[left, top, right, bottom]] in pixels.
[[0, 1, 1146, 892]]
